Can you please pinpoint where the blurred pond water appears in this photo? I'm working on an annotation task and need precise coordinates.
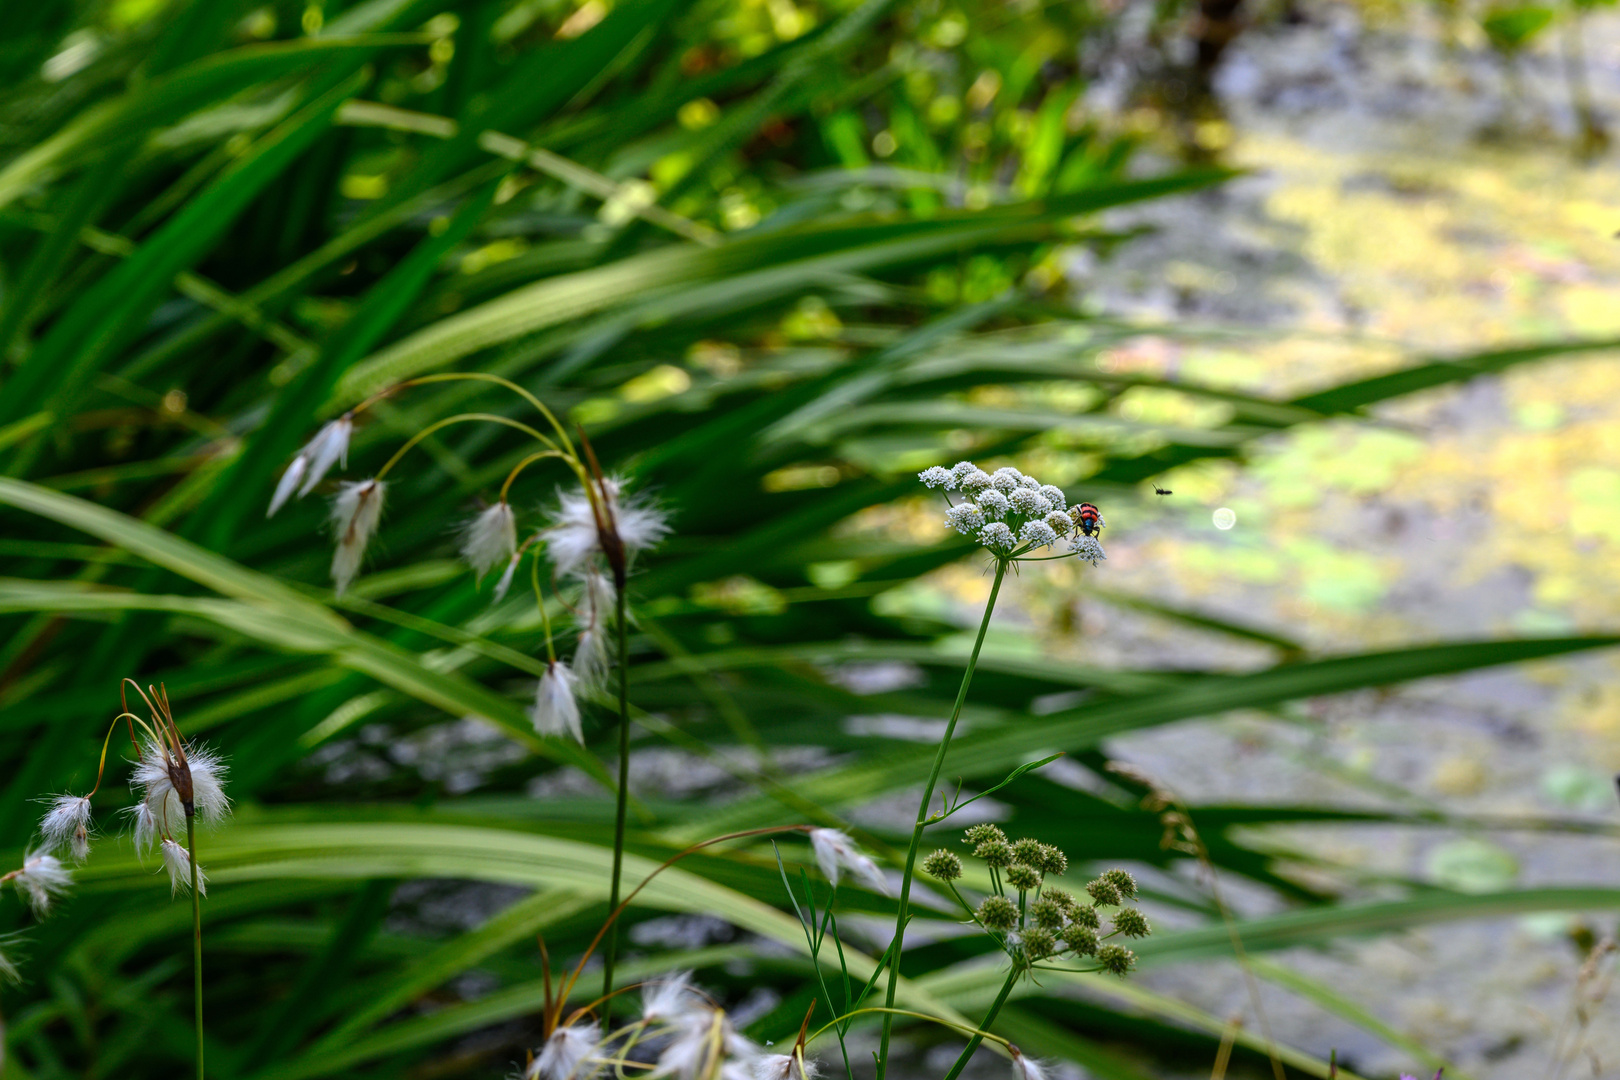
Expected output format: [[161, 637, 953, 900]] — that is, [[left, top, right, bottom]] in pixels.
[[923, 5, 1620, 1076]]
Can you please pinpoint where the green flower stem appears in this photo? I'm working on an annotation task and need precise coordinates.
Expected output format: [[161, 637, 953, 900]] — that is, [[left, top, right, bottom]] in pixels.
[[941, 964, 1019, 1080], [602, 583, 630, 1023], [188, 813, 204, 1080], [875, 558, 1007, 1079]]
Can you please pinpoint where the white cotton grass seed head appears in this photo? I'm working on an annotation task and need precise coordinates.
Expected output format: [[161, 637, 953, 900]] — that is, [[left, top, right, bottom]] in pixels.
[[531, 1022, 601, 1080], [531, 661, 583, 744], [1019, 520, 1058, 550], [945, 503, 985, 536], [641, 970, 704, 1024], [978, 522, 1016, 552], [160, 838, 206, 896], [990, 467, 1024, 494], [918, 466, 954, 489], [492, 552, 521, 604], [132, 740, 230, 830], [269, 415, 353, 516], [1010, 1047, 1047, 1080], [330, 478, 386, 595], [1038, 485, 1066, 511], [754, 1056, 818, 1080], [808, 828, 889, 894], [1071, 535, 1106, 565], [976, 490, 1009, 520], [38, 794, 92, 861], [127, 799, 159, 855], [1044, 510, 1072, 536], [13, 850, 72, 918], [460, 502, 517, 580]]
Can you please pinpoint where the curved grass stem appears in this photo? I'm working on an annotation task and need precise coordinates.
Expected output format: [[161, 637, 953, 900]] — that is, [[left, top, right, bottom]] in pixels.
[[875, 558, 1008, 1079], [602, 583, 630, 1022], [941, 964, 1019, 1080]]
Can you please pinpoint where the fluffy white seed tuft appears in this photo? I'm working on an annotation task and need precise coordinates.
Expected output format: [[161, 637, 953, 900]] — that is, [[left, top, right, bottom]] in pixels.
[[808, 829, 889, 894], [460, 502, 518, 580], [1010, 1048, 1048, 1080], [531, 1022, 601, 1080], [13, 850, 72, 918], [492, 552, 521, 603], [546, 479, 669, 578], [132, 741, 230, 830], [160, 838, 206, 897], [531, 662, 583, 744], [753, 1056, 819, 1080], [641, 970, 704, 1024], [269, 415, 353, 516], [330, 479, 387, 595], [38, 795, 91, 861]]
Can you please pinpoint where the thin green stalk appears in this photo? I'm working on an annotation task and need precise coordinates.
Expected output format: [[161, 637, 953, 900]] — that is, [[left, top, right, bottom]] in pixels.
[[187, 813, 204, 1080], [602, 583, 630, 1022], [875, 558, 1008, 1079], [942, 964, 1019, 1080]]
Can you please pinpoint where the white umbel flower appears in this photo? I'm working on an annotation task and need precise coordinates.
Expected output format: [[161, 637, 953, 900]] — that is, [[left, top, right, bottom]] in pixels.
[[1043, 510, 1072, 537], [990, 467, 1024, 494], [38, 794, 91, 861], [160, 838, 206, 896], [268, 415, 353, 516], [1008, 488, 1051, 517], [530, 1022, 601, 1080], [952, 461, 991, 492], [978, 522, 1016, 552], [460, 502, 517, 580], [808, 829, 889, 894], [1019, 520, 1058, 550], [945, 503, 985, 536], [641, 970, 703, 1024], [917, 466, 954, 489], [976, 490, 1009, 520], [330, 478, 386, 595], [1038, 485, 1066, 511], [13, 850, 72, 918], [1070, 536, 1106, 566], [531, 661, 583, 744]]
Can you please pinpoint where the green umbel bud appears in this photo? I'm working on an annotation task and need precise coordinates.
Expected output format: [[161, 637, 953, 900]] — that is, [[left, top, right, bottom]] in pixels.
[[1102, 868, 1138, 901], [963, 823, 1006, 847], [977, 895, 1019, 931], [1042, 886, 1076, 913], [1068, 903, 1100, 930], [1036, 844, 1068, 876], [1061, 923, 1099, 956], [975, 838, 1014, 868], [1021, 926, 1056, 961], [1097, 944, 1136, 976], [922, 849, 963, 881], [1087, 878, 1123, 907], [1010, 838, 1044, 865], [1028, 897, 1065, 930], [1111, 907, 1151, 939], [1005, 863, 1041, 891]]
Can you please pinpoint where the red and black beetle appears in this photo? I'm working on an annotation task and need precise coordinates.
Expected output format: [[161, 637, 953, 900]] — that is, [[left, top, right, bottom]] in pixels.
[[1071, 502, 1104, 537]]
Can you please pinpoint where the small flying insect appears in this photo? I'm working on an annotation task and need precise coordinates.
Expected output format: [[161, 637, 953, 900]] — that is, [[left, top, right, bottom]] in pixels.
[[1153, 485, 1172, 496], [1071, 501, 1104, 537]]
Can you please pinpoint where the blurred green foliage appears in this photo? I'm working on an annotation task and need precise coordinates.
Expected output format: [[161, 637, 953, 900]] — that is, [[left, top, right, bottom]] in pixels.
[[0, 1, 1617, 1079]]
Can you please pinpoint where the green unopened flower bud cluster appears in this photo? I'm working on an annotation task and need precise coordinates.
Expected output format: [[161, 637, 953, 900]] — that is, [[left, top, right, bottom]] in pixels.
[[922, 824, 1151, 977]]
